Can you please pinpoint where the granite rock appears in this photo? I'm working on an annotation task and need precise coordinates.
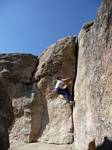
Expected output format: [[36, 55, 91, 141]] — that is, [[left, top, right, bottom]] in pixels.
[[74, 0, 112, 149], [30, 36, 77, 144]]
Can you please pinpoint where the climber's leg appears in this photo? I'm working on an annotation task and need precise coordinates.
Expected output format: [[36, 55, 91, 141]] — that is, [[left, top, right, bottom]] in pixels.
[[62, 87, 73, 101], [55, 88, 65, 96], [55, 87, 73, 102]]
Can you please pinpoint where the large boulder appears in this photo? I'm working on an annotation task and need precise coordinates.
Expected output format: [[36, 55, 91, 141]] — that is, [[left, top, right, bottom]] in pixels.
[[74, 0, 112, 149], [29, 36, 77, 144], [0, 53, 38, 83], [0, 54, 38, 143]]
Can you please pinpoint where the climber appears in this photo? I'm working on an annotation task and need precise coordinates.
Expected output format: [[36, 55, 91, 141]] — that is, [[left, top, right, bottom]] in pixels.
[[54, 76, 74, 104]]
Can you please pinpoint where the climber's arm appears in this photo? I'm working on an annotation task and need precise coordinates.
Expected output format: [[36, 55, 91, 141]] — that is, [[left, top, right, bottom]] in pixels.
[[62, 77, 71, 81], [62, 77, 73, 84]]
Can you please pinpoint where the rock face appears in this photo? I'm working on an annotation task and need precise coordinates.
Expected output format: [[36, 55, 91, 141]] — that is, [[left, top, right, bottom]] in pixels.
[[0, 53, 38, 83], [74, 0, 112, 149], [0, 54, 38, 146], [0, 79, 13, 150], [1, 0, 112, 150], [29, 36, 77, 144], [0, 37, 77, 148]]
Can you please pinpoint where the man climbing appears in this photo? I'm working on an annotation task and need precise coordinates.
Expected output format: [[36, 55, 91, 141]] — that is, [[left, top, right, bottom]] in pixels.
[[54, 76, 74, 104]]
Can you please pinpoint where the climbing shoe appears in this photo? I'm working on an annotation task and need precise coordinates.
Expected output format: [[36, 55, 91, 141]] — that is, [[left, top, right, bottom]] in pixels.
[[69, 101, 75, 105]]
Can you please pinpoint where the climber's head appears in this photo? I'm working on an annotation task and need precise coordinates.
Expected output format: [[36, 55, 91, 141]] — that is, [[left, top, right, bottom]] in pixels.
[[56, 76, 61, 80]]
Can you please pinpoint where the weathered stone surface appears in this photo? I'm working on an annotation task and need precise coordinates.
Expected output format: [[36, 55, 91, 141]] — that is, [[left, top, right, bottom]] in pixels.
[[0, 53, 38, 83], [73, 0, 112, 149], [0, 54, 38, 144], [29, 36, 77, 144], [0, 78, 14, 150]]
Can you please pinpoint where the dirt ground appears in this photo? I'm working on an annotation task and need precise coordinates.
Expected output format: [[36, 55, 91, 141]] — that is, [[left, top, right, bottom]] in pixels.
[[9, 142, 74, 150]]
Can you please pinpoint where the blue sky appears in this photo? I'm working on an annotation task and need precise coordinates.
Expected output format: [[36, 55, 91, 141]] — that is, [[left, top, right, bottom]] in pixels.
[[0, 0, 100, 55]]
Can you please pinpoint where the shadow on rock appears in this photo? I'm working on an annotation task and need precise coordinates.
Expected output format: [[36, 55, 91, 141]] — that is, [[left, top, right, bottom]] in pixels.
[[96, 137, 112, 150]]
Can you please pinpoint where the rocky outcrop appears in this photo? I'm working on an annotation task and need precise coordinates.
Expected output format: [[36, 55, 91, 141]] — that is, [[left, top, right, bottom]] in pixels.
[[0, 37, 77, 147], [29, 36, 77, 144], [74, 0, 112, 149], [0, 54, 38, 146], [1, 0, 112, 150], [0, 53, 38, 83]]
